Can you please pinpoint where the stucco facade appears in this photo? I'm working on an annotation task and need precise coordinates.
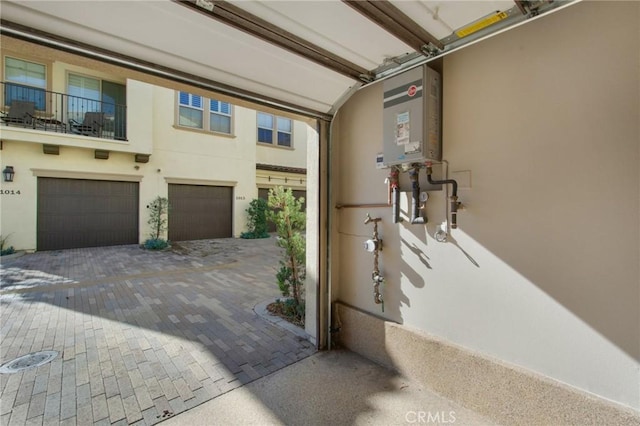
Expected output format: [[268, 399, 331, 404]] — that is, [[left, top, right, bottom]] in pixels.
[[0, 39, 311, 251]]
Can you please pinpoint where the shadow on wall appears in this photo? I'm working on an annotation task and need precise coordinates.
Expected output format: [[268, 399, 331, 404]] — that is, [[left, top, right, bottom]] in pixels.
[[331, 0, 639, 414]]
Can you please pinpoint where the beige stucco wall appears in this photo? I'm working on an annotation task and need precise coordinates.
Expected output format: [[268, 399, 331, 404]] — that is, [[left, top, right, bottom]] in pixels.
[[331, 1, 639, 410], [0, 49, 312, 248], [255, 118, 310, 194], [0, 142, 146, 250]]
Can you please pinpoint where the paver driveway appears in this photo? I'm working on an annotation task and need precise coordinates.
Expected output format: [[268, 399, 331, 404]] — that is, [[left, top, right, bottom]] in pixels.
[[0, 238, 315, 425]]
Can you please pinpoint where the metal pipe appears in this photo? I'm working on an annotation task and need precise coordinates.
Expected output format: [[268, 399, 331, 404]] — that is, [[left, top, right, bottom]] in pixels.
[[386, 177, 391, 206], [335, 203, 389, 209], [389, 167, 401, 223], [409, 165, 425, 224], [426, 162, 460, 229], [391, 186, 401, 224], [364, 214, 384, 308], [372, 274, 384, 305]]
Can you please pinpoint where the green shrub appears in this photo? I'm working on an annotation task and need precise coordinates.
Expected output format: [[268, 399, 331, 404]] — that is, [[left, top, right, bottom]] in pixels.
[[1, 246, 15, 256], [0, 234, 15, 256], [275, 265, 291, 296], [143, 238, 169, 250], [240, 198, 270, 239], [281, 298, 305, 323]]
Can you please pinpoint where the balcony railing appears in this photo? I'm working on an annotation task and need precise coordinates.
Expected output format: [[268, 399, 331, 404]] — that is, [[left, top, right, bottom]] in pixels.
[[0, 82, 127, 141]]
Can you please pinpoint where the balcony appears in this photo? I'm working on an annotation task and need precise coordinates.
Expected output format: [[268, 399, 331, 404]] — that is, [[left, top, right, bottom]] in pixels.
[[0, 82, 127, 141]]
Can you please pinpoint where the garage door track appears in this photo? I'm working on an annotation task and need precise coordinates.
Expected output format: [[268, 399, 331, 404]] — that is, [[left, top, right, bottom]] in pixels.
[[0, 237, 315, 425]]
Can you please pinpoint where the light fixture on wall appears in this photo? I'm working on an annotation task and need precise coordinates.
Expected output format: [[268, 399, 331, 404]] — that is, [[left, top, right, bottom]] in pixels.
[[3, 166, 15, 182]]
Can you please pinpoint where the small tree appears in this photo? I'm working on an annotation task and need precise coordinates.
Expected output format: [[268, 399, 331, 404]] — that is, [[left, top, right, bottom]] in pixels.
[[267, 187, 306, 315], [240, 198, 270, 239], [145, 196, 169, 250]]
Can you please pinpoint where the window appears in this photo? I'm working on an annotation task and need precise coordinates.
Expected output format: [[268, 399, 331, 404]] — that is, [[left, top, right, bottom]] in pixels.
[[67, 74, 127, 139], [68, 74, 101, 117], [178, 92, 203, 128], [4, 57, 46, 110], [177, 91, 233, 135], [257, 112, 292, 147], [209, 99, 231, 134]]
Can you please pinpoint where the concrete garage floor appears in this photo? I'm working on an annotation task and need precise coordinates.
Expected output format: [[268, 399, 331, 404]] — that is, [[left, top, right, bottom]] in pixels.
[[164, 349, 494, 426]]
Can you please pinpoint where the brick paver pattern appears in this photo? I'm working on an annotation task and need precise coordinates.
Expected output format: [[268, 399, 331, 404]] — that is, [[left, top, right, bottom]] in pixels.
[[0, 238, 315, 425]]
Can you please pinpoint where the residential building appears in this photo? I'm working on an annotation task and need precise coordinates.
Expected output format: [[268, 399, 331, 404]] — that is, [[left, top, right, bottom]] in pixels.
[[0, 37, 310, 251], [1, 1, 638, 421]]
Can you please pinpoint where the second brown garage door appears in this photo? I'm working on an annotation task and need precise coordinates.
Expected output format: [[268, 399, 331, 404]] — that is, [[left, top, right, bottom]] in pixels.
[[168, 184, 232, 241]]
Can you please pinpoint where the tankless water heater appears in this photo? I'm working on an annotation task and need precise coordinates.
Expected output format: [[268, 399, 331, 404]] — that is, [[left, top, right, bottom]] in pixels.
[[382, 65, 442, 166]]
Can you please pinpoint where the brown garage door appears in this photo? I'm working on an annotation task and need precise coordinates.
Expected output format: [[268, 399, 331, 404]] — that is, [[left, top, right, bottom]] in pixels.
[[168, 184, 232, 241], [37, 178, 139, 251]]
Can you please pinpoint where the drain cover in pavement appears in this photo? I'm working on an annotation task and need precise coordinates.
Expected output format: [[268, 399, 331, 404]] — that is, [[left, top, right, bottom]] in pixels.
[[0, 351, 58, 374]]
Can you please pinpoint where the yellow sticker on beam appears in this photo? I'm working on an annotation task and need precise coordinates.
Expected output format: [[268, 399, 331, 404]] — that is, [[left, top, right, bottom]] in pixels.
[[455, 11, 509, 38]]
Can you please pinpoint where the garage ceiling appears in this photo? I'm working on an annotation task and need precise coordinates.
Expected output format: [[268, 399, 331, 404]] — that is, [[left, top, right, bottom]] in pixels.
[[0, 0, 575, 119]]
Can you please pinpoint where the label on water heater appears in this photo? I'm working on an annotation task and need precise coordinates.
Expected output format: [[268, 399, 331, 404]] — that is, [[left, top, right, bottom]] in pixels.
[[395, 112, 410, 146]]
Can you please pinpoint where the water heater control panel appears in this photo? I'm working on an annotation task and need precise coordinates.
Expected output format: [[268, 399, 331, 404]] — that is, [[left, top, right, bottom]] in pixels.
[[382, 65, 442, 167]]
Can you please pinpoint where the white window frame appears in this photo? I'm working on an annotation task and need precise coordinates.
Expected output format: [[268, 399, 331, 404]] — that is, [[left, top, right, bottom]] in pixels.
[[209, 99, 232, 134], [3, 56, 47, 110], [176, 91, 234, 135], [178, 92, 204, 129], [257, 112, 293, 148]]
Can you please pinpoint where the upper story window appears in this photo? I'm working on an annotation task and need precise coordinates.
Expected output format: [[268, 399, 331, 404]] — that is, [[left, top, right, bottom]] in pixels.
[[257, 112, 292, 147], [177, 91, 233, 135], [67, 73, 127, 139], [4, 57, 46, 110]]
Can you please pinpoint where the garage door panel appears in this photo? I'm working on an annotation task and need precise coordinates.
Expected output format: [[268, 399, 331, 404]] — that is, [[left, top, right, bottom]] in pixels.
[[38, 178, 139, 251], [168, 184, 232, 241]]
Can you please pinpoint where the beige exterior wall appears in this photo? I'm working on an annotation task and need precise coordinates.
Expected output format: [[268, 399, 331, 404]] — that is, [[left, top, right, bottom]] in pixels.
[[0, 44, 311, 249], [0, 142, 146, 250], [331, 1, 639, 411], [256, 120, 309, 169], [148, 84, 258, 237], [256, 120, 310, 193]]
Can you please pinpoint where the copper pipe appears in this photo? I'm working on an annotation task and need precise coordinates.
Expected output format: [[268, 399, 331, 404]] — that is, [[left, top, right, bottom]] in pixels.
[[335, 203, 389, 209]]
